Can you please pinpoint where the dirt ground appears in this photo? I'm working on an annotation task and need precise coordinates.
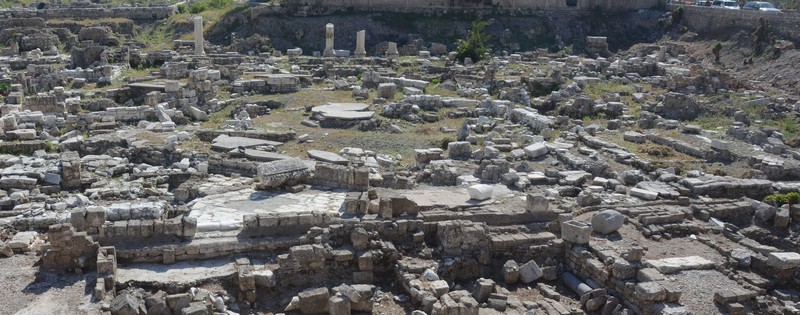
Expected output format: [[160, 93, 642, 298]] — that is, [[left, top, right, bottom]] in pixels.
[[0, 253, 101, 315]]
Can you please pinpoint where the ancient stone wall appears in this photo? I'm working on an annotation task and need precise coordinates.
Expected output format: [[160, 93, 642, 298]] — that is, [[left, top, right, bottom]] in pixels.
[[0, 6, 174, 20], [309, 162, 370, 191], [677, 5, 800, 43], [291, 0, 657, 12]]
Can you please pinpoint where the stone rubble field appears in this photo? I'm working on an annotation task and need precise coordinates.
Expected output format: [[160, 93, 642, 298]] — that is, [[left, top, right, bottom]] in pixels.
[[1, 2, 800, 315]]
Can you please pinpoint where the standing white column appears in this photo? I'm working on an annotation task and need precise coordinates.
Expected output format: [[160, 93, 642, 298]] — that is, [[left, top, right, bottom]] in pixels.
[[323, 23, 335, 57], [193, 16, 204, 55], [355, 30, 366, 58]]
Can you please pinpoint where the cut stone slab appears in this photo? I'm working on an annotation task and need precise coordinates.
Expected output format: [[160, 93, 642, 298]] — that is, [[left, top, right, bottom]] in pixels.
[[211, 135, 282, 151], [313, 103, 374, 120], [645, 256, 716, 274], [630, 187, 658, 201], [561, 220, 591, 244], [229, 148, 291, 162], [523, 142, 549, 158], [766, 252, 800, 270], [307, 150, 349, 165]]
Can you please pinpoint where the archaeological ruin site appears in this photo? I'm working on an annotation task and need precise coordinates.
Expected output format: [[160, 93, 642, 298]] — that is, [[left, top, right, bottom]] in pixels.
[[1, 0, 800, 314]]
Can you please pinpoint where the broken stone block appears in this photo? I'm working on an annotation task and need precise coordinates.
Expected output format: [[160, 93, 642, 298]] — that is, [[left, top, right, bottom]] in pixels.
[[524, 142, 548, 158], [519, 260, 543, 283], [635, 282, 666, 302], [1, 242, 12, 258], [630, 187, 658, 201], [526, 193, 549, 213], [448, 141, 472, 160], [431, 280, 450, 297], [467, 184, 493, 201], [377, 83, 397, 99], [254, 269, 276, 287], [502, 260, 520, 284], [110, 292, 147, 315], [298, 287, 330, 314], [637, 268, 665, 282], [472, 278, 494, 302], [767, 252, 800, 270], [591, 210, 625, 234], [329, 295, 350, 315], [561, 220, 591, 244]]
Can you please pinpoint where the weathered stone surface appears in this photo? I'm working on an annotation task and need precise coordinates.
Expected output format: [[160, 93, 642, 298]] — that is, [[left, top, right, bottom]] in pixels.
[[591, 210, 625, 234], [646, 256, 715, 274], [524, 142, 549, 158], [467, 184, 493, 201], [519, 260, 543, 283], [298, 287, 330, 314], [767, 252, 800, 270], [561, 220, 591, 244], [307, 150, 348, 165], [256, 159, 312, 189]]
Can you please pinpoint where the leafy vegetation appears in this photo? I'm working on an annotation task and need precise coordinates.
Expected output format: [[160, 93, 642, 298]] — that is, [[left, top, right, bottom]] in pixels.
[[764, 192, 800, 207], [187, 0, 235, 14], [712, 42, 723, 63], [455, 20, 490, 64]]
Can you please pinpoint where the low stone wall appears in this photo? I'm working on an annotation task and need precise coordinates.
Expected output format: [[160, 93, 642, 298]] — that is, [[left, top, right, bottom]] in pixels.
[[241, 211, 336, 237], [309, 163, 370, 191], [207, 156, 258, 177], [95, 216, 196, 247], [42, 223, 98, 272], [677, 5, 800, 44], [0, 6, 174, 20], [290, 0, 657, 12]]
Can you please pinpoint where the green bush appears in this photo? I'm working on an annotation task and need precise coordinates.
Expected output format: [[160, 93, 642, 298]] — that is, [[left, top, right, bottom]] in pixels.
[[187, 0, 233, 14], [712, 42, 723, 62], [764, 194, 787, 206], [455, 20, 490, 64], [177, 3, 186, 13]]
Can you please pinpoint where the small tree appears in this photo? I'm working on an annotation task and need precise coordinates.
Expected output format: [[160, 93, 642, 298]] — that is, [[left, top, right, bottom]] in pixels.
[[455, 20, 490, 64], [712, 42, 722, 63]]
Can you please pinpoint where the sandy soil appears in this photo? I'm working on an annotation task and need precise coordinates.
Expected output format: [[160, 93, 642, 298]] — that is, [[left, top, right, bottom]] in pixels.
[[0, 253, 101, 315]]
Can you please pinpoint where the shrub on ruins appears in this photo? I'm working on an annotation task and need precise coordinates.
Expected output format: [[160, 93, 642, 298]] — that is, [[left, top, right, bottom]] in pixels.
[[712, 42, 723, 63], [455, 20, 490, 64], [765, 192, 800, 208]]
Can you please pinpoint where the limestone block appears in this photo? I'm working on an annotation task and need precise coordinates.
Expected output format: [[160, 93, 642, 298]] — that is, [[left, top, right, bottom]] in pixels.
[[519, 260, 543, 283], [329, 295, 350, 315], [635, 282, 666, 302], [472, 278, 494, 303], [630, 187, 658, 201], [298, 287, 330, 314], [502, 260, 520, 284], [524, 142, 548, 158], [591, 210, 625, 234], [767, 252, 800, 270], [467, 184, 493, 201], [448, 141, 472, 160], [561, 220, 591, 244]]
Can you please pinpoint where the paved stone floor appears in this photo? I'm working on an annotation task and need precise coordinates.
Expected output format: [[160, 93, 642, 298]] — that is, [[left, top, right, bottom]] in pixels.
[[187, 187, 346, 232]]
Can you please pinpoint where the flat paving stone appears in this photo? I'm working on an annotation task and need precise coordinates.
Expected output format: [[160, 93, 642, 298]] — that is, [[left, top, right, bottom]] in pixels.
[[211, 135, 283, 151], [229, 148, 291, 162], [188, 188, 346, 233], [312, 103, 374, 121], [645, 256, 716, 274], [307, 150, 349, 165]]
